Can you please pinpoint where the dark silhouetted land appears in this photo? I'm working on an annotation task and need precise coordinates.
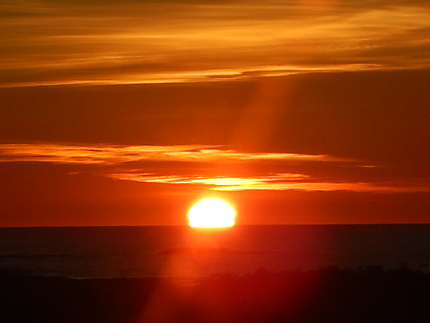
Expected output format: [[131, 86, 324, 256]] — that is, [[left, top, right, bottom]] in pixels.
[[1, 267, 430, 323]]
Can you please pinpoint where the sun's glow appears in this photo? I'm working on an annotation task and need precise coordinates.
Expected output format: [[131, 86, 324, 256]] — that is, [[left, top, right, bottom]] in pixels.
[[187, 198, 236, 228]]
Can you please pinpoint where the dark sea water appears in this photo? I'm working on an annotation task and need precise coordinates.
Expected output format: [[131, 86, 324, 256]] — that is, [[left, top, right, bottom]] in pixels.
[[1, 225, 429, 279]]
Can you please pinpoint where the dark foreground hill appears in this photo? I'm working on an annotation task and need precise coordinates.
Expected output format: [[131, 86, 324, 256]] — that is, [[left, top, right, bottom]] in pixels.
[[1, 267, 430, 323]]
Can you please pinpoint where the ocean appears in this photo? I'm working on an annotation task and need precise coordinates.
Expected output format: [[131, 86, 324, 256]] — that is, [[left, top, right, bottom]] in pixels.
[[1, 225, 429, 279]]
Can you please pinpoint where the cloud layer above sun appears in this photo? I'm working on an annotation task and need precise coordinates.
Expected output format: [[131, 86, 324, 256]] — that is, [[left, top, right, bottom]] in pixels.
[[2, 0, 430, 87], [0, 143, 340, 164], [1, 143, 429, 193]]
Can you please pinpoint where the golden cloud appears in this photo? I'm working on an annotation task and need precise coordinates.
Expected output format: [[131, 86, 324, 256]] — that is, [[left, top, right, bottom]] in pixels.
[[2, 143, 429, 193], [2, 2, 430, 87], [0, 143, 339, 164], [108, 172, 310, 190], [107, 172, 430, 193]]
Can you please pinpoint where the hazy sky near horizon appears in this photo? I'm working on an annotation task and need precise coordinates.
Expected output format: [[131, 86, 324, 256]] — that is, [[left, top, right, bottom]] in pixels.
[[1, 0, 430, 226]]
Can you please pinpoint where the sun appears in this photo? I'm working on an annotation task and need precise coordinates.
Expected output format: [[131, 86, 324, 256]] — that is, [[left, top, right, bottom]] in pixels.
[[187, 197, 236, 228]]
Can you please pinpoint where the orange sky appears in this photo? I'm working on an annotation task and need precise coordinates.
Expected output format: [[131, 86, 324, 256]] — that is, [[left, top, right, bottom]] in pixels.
[[1, 0, 430, 226]]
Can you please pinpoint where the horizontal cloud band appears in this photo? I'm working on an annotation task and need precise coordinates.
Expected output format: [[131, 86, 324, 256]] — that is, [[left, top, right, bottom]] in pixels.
[[108, 172, 430, 193], [1, 143, 428, 193], [2, 2, 430, 87], [0, 143, 339, 164]]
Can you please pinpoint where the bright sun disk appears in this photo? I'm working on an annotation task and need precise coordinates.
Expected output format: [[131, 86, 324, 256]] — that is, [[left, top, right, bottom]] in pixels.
[[187, 197, 236, 228]]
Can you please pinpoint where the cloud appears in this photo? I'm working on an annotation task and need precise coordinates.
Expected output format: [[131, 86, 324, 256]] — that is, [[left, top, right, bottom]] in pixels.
[[0, 143, 339, 164], [2, 1, 430, 87], [108, 172, 310, 189], [108, 172, 430, 193], [1, 143, 429, 193]]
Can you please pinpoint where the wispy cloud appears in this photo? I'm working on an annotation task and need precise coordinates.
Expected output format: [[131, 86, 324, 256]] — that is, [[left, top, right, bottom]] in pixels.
[[0, 143, 337, 164], [108, 172, 309, 190], [108, 172, 430, 193], [1, 1, 430, 87], [1, 143, 429, 193]]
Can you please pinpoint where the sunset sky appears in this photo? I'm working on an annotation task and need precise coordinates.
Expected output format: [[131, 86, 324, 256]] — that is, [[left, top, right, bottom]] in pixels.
[[1, 0, 430, 227]]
